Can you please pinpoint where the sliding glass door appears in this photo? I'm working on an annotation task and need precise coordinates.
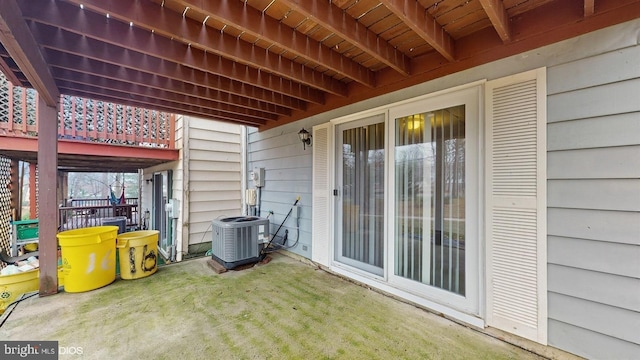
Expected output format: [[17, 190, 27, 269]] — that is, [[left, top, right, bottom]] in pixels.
[[335, 115, 385, 276], [393, 106, 466, 294], [332, 87, 480, 314], [389, 87, 480, 313]]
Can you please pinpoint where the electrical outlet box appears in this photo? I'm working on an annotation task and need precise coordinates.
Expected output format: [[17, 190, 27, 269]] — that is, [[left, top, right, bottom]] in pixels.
[[246, 189, 257, 206], [166, 198, 179, 219], [293, 205, 300, 219], [251, 167, 265, 187]]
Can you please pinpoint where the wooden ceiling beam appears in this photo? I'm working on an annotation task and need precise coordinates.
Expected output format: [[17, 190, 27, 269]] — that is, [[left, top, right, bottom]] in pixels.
[[57, 81, 269, 126], [57, 80, 276, 123], [44, 49, 306, 112], [279, 0, 411, 76], [27, 0, 345, 97], [53, 71, 279, 121], [0, 53, 22, 85], [74, 0, 376, 88], [584, 0, 595, 17], [31, 28, 318, 110], [478, 0, 512, 42], [0, 0, 58, 105], [22, 3, 326, 104], [52, 66, 291, 117], [379, 0, 456, 62]]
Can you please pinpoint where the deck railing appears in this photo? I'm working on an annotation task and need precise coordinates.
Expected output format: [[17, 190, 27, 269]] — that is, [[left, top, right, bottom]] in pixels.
[[58, 203, 139, 231], [66, 197, 138, 208], [0, 74, 175, 148]]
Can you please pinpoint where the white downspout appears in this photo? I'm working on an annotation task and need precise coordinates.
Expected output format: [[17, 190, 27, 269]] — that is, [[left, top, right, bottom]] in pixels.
[[241, 126, 247, 215], [177, 115, 188, 262]]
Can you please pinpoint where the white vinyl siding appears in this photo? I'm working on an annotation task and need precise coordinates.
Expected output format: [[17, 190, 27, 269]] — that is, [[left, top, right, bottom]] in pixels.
[[246, 124, 313, 258], [185, 117, 242, 247], [485, 68, 547, 344], [545, 38, 640, 359]]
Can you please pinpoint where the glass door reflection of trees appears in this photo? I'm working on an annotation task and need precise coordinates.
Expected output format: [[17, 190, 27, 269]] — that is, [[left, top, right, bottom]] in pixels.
[[341, 122, 385, 273], [395, 105, 466, 295]]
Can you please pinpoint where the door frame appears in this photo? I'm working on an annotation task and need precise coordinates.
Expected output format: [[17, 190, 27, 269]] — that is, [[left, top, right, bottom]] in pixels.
[[334, 114, 387, 277], [152, 170, 172, 259], [324, 81, 485, 323], [387, 85, 482, 315]]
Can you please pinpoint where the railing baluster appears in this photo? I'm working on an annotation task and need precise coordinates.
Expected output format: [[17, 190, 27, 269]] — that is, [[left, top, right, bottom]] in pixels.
[[82, 97, 88, 141], [91, 98, 97, 140], [26, 91, 37, 134], [71, 96, 77, 139], [20, 87, 26, 135], [110, 102, 117, 142], [155, 110, 160, 146], [147, 111, 154, 145], [7, 80, 14, 134], [58, 95, 64, 138], [169, 113, 175, 148]]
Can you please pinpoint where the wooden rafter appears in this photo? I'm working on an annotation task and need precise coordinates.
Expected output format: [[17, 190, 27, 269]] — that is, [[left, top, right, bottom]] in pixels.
[[75, 0, 376, 88], [56, 80, 270, 125], [55, 75, 279, 122], [0, 54, 22, 85], [479, 0, 512, 42], [379, 0, 455, 62], [584, 0, 595, 17], [0, 0, 58, 105], [52, 67, 291, 117], [279, 0, 411, 76], [60, 85, 268, 127], [28, 21, 324, 106], [22, 1, 328, 103], [44, 49, 306, 112], [26, 0, 345, 97]]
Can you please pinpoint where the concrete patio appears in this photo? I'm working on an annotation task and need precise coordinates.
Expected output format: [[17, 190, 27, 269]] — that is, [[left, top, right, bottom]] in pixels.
[[2, 253, 565, 359]]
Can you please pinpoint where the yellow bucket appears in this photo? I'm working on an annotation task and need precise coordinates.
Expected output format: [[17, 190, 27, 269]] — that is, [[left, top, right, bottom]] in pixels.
[[57, 226, 118, 292], [0, 269, 39, 314], [116, 230, 159, 280]]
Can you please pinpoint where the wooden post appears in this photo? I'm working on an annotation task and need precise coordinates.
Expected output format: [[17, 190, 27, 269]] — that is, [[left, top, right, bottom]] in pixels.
[[37, 96, 58, 296], [57, 171, 68, 209]]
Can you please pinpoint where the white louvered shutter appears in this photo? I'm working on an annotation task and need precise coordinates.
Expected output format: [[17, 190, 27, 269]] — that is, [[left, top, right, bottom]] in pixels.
[[485, 68, 547, 344], [312, 123, 331, 266]]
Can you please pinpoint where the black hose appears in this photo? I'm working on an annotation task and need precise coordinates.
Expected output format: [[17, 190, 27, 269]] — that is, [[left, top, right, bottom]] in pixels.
[[0, 292, 38, 328], [260, 197, 299, 257]]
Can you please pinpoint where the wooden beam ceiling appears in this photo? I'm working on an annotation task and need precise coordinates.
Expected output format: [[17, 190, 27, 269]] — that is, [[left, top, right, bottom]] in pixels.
[[21, 1, 331, 103], [0, 0, 637, 130], [60, 86, 267, 126], [378, 0, 456, 62], [479, 0, 512, 42], [279, 0, 411, 75], [138, 0, 376, 88], [44, 49, 307, 111], [59, 0, 349, 96], [51, 67, 290, 117], [0, 0, 58, 105]]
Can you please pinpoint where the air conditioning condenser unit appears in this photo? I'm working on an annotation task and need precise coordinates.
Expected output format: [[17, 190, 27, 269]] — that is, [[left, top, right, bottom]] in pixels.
[[211, 216, 269, 270]]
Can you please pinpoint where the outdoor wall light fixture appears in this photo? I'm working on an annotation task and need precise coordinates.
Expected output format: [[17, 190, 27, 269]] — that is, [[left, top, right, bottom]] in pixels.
[[145, 178, 153, 184], [298, 128, 312, 150]]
